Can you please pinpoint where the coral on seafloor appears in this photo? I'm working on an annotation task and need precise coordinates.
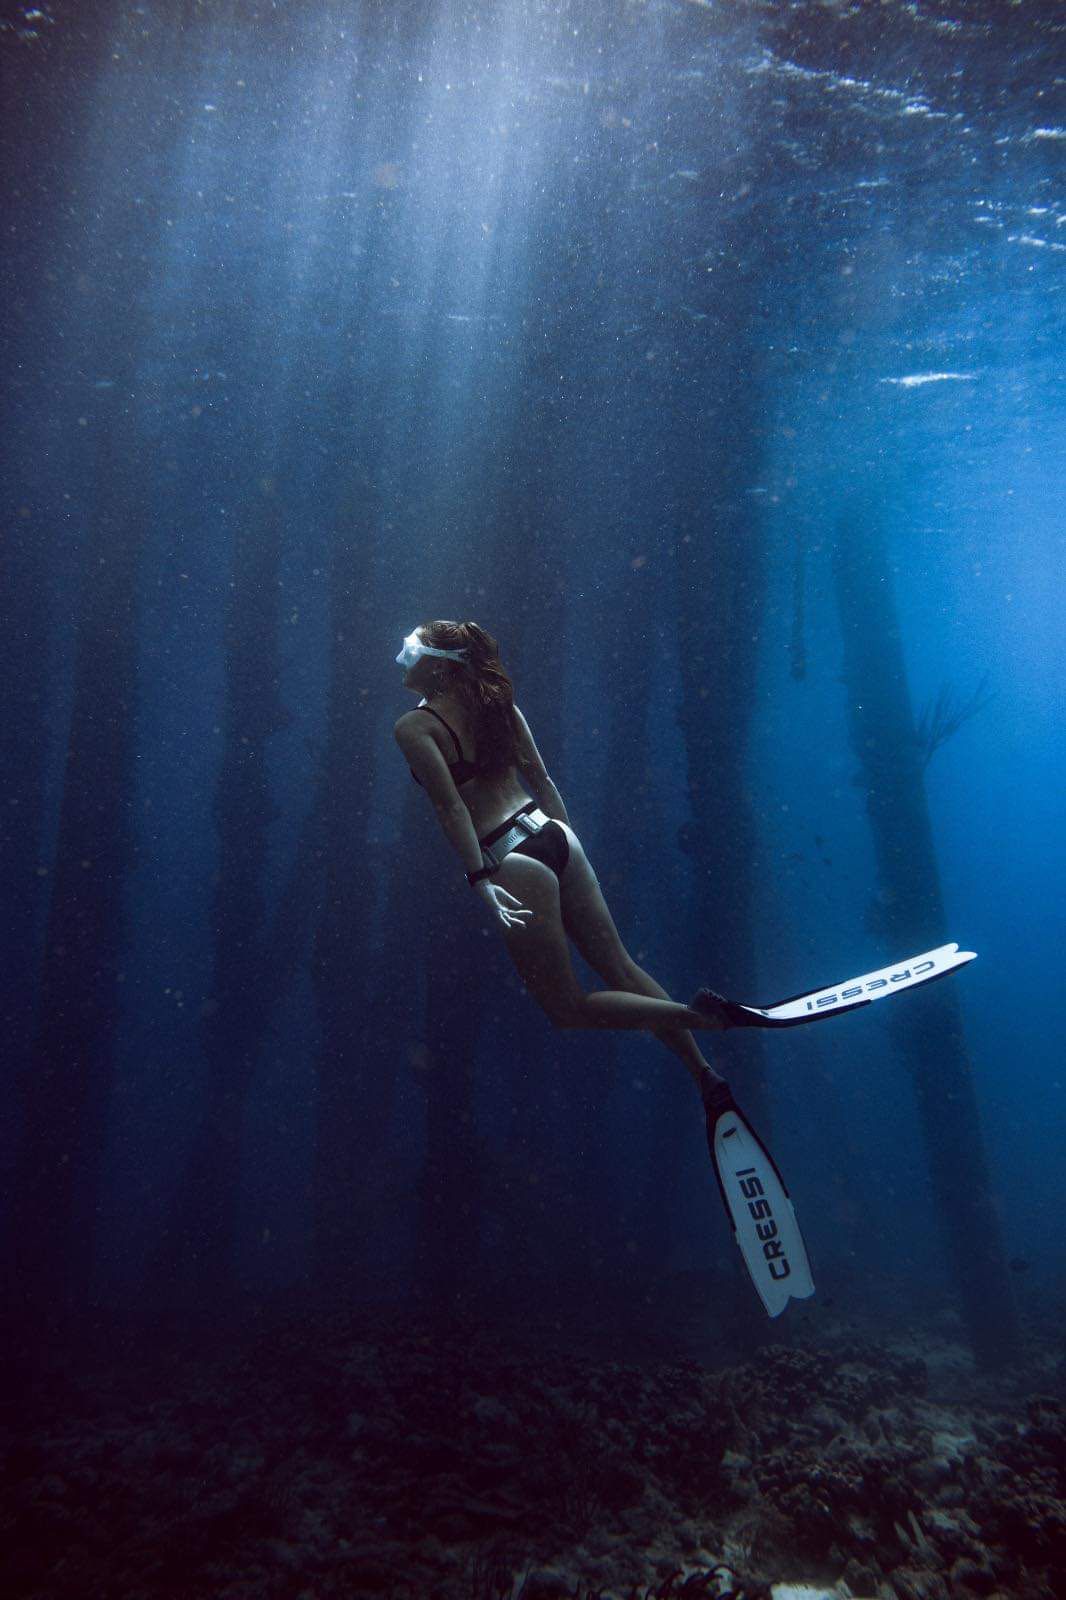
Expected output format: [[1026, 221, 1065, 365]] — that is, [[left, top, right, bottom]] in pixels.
[[2, 1307, 1063, 1600]]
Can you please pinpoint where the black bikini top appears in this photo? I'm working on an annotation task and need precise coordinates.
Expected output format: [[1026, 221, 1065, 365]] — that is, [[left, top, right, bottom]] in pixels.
[[408, 705, 481, 788]]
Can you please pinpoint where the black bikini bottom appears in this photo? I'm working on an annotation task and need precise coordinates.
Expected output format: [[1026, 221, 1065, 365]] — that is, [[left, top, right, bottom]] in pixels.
[[510, 819, 570, 881], [479, 806, 571, 883]]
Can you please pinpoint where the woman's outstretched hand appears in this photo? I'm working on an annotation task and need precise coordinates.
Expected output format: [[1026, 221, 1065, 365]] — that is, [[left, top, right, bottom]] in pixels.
[[478, 881, 533, 929]]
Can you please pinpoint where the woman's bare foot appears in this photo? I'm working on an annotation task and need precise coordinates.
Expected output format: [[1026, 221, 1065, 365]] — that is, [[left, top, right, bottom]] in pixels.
[[688, 988, 735, 1031], [699, 1065, 727, 1095]]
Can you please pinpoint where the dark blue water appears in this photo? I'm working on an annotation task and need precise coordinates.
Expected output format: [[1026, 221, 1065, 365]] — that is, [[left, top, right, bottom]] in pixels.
[[2, 3, 1063, 1597]]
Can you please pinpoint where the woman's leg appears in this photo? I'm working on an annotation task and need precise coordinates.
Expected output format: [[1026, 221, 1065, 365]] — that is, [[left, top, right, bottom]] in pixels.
[[508, 959, 722, 1038], [490, 842, 725, 1093], [571, 989, 725, 1087], [546, 824, 726, 1089], [615, 961, 727, 1090]]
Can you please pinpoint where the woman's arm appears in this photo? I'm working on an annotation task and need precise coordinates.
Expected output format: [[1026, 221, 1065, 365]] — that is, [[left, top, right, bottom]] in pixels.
[[513, 706, 570, 826], [393, 714, 532, 927], [393, 715, 486, 880]]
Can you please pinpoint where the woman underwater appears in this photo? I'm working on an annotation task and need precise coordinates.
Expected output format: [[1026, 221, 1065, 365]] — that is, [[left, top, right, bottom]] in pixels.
[[394, 621, 978, 1318], [393, 619, 730, 1107]]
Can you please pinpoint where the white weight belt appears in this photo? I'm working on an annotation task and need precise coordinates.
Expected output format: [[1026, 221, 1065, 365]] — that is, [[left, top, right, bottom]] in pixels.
[[479, 806, 552, 870]]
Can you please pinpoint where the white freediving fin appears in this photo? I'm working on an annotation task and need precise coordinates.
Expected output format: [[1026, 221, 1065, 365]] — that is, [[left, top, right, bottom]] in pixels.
[[698, 942, 977, 1030], [704, 1084, 815, 1318]]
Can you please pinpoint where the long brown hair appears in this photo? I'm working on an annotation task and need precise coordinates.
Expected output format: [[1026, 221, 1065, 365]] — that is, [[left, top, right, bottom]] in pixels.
[[419, 619, 520, 781]]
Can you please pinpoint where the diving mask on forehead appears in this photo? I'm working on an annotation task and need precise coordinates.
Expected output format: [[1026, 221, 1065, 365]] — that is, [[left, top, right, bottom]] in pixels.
[[396, 628, 468, 671]]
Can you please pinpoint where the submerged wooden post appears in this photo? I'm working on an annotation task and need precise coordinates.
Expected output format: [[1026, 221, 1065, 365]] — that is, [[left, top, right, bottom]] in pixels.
[[147, 484, 289, 1307], [832, 513, 1019, 1368], [7, 400, 145, 1336]]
